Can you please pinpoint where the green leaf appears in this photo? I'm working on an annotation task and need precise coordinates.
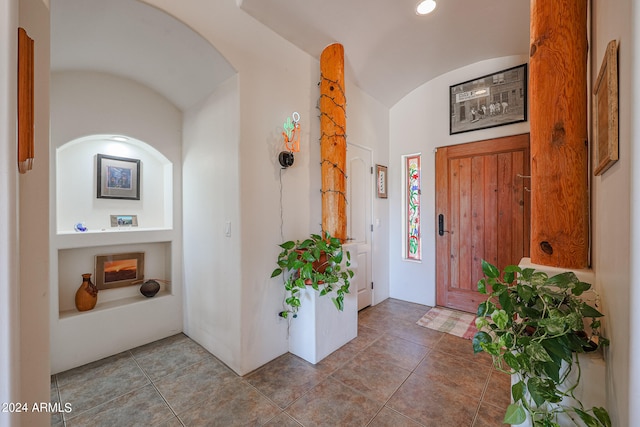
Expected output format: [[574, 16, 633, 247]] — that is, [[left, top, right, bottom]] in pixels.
[[546, 271, 578, 288], [581, 303, 604, 318], [279, 241, 296, 250], [503, 403, 527, 425], [271, 268, 283, 278], [572, 281, 592, 296], [525, 342, 552, 363], [541, 360, 561, 383], [477, 278, 487, 294], [482, 260, 500, 279], [511, 380, 525, 402], [491, 309, 509, 330], [498, 290, 513, 315], [504, 265, 521, 282], [504, 352, 521, 371], [574, 408, 601, 427], [472, 331, 492, 354], [517, 284, 534, 302], [539, 317, 566, 336], [593, 407, 612, 427], [527, 377, 548, 406], [491, 282, 506, 295], [477, 300, 496, 317]]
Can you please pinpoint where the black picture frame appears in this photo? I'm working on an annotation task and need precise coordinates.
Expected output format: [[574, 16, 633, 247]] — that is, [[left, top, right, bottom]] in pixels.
[[449, 64, 528, 135], [96, 154, 140, 200]]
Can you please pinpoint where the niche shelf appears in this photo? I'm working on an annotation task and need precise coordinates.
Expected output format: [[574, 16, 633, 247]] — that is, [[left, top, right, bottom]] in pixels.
[[57, 241, 173, 318], [54, 134, 177, 318]]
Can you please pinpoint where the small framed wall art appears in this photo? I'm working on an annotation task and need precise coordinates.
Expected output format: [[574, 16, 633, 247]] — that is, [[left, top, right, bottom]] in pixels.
[[95, 252, 145, 290], [97, 154, 141, 200], [593, 40, 619, 176], [376, 165, 388, 199]]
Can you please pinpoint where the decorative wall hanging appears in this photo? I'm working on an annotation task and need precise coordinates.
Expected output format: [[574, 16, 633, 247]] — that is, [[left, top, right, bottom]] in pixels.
[[593, 40, 619, 176], [96, 154, 141, 200], [376, 165, 388, 199], [278, 112, 301, 168], [449, 64, 527, 135], [17, 27, 34, 174], [319, 43, 347, 241], [95, 252, 145, 290], [406, 155, 421, 261]]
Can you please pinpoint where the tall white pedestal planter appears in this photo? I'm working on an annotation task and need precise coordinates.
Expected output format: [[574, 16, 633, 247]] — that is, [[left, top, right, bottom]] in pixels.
[[288, 245, 358, 364]]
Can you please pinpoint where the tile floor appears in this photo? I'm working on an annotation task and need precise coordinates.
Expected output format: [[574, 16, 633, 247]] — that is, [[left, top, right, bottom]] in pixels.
[[50, 299, 511, 426]]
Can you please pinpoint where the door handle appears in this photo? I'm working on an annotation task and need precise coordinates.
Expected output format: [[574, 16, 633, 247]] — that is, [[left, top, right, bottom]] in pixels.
[[438, 214, 449, 236]]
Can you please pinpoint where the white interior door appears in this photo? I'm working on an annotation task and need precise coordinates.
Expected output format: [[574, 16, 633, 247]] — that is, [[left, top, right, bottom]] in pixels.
[[347, 143, 373, 310]]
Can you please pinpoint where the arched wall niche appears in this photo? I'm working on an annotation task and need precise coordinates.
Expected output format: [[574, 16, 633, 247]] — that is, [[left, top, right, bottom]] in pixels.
[[56, 134, 173, 233]]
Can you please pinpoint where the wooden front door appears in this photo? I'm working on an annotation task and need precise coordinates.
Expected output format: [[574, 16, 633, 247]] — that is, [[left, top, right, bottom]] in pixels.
[[436, 134, 530, 313]]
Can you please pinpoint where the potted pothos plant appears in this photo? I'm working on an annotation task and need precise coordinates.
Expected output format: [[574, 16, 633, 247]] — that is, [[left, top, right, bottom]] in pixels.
[[473, 260, 611, 427], [271, 231, 354, 319]]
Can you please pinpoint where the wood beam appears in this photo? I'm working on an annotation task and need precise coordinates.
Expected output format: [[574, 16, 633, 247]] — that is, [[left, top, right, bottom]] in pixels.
[[529, 0, 589, 268], [319, 43, 347, 241]]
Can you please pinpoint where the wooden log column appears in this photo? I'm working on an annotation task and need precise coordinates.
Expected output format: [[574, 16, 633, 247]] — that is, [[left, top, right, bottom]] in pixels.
[[319, 43, 347, 241], [529, 0, 589, 268]]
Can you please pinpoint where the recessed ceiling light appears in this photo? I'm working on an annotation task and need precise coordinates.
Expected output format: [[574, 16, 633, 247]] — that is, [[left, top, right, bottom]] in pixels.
[[416, 0, 436, 15], [111, 136, 129, 142]]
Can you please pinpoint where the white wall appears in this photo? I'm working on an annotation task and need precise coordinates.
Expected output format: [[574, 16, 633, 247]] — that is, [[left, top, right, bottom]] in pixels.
[[629, 1, 640, 423], [183, 75, 243, 372], [18, 0, 50, 425], [590, 1, 632, 425], [0, 0, 19, 426], [389, 55, 529, 306]]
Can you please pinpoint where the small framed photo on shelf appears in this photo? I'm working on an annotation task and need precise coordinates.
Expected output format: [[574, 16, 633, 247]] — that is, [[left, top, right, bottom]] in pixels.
[[110, 215, 138, 227], [376, 164, 388, 199], [95, 252, 145, 290], [97, 154, 140, 200]]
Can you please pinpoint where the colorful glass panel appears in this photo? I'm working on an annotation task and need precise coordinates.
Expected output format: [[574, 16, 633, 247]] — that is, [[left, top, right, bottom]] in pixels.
[[406, 155, 421, 260]]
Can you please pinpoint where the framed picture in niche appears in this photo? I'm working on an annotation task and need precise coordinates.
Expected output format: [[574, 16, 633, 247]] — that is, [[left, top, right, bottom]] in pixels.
[[95, 252, 145, 290], [97, 154, 140, 200], [449, 63, 528, 135]]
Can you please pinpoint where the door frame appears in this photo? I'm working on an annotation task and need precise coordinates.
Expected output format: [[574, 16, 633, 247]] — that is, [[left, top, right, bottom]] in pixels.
[[346, 142, 374, 310]]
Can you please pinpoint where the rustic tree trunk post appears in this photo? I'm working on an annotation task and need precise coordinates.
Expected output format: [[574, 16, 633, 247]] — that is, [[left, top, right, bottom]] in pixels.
[[319, 43, 347, 241], [529, 0, 589, 268]]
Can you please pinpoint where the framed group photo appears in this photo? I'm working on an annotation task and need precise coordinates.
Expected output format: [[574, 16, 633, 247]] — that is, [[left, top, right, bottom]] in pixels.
[[97, 154, 141, 200], [449, 64, 528, 135]]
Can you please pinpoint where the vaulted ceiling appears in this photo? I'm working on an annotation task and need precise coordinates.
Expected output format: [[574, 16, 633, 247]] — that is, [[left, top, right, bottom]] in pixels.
[[51, 0, 530, 110], [239, 0, 531, 107]]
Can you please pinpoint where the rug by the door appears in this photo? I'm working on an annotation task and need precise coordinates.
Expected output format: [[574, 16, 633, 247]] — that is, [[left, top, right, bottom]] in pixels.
[[416, 307, 477, 340]]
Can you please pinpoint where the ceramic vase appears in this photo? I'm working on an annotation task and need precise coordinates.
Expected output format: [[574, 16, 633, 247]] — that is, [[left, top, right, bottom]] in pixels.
[[75, 273, 98, 311]]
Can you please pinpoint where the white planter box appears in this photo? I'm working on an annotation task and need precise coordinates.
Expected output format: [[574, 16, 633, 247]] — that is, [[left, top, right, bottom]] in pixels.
[[288, 246, 358, 364]]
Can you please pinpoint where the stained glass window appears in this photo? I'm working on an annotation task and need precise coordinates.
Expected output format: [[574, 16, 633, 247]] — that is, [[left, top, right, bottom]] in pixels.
[[406, 155, 421, 260]]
